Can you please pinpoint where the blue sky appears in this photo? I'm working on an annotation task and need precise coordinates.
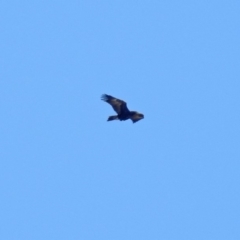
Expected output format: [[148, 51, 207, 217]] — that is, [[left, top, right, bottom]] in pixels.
[[1, 1, 240, 239]]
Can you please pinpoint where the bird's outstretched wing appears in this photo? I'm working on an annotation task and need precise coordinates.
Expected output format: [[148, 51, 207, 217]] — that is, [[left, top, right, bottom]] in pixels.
[[130, 113, 144, 123], [101, 94, 129, 114]]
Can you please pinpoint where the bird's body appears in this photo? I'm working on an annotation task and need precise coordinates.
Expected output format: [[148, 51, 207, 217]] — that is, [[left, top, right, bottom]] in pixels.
[[101, 94, 144, 123]]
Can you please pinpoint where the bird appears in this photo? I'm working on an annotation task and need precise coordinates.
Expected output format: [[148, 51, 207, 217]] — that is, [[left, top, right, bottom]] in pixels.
[[101, 94, 144, 123]]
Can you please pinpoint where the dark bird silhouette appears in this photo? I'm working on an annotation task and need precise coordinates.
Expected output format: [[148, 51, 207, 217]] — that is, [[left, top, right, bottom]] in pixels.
[[101, 94, 144, 123]]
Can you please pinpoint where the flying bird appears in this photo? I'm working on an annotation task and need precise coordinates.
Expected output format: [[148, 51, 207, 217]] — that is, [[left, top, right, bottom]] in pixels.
[[101, 94, 144, 123]]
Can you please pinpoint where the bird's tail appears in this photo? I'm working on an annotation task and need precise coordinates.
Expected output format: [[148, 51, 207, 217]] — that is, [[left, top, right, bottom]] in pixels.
[[107, 115, 118, 121]]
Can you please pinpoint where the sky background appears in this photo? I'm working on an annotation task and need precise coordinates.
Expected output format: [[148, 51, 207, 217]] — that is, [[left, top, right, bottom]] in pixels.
[[1, 1, 240, 239]]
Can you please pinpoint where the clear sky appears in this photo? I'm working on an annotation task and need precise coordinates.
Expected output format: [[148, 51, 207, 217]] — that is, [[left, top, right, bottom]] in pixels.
[[1, 1, 240, 239]]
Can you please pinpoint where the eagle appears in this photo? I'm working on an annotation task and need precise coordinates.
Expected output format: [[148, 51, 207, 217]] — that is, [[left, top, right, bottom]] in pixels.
[[101, 94, 144, 123]]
